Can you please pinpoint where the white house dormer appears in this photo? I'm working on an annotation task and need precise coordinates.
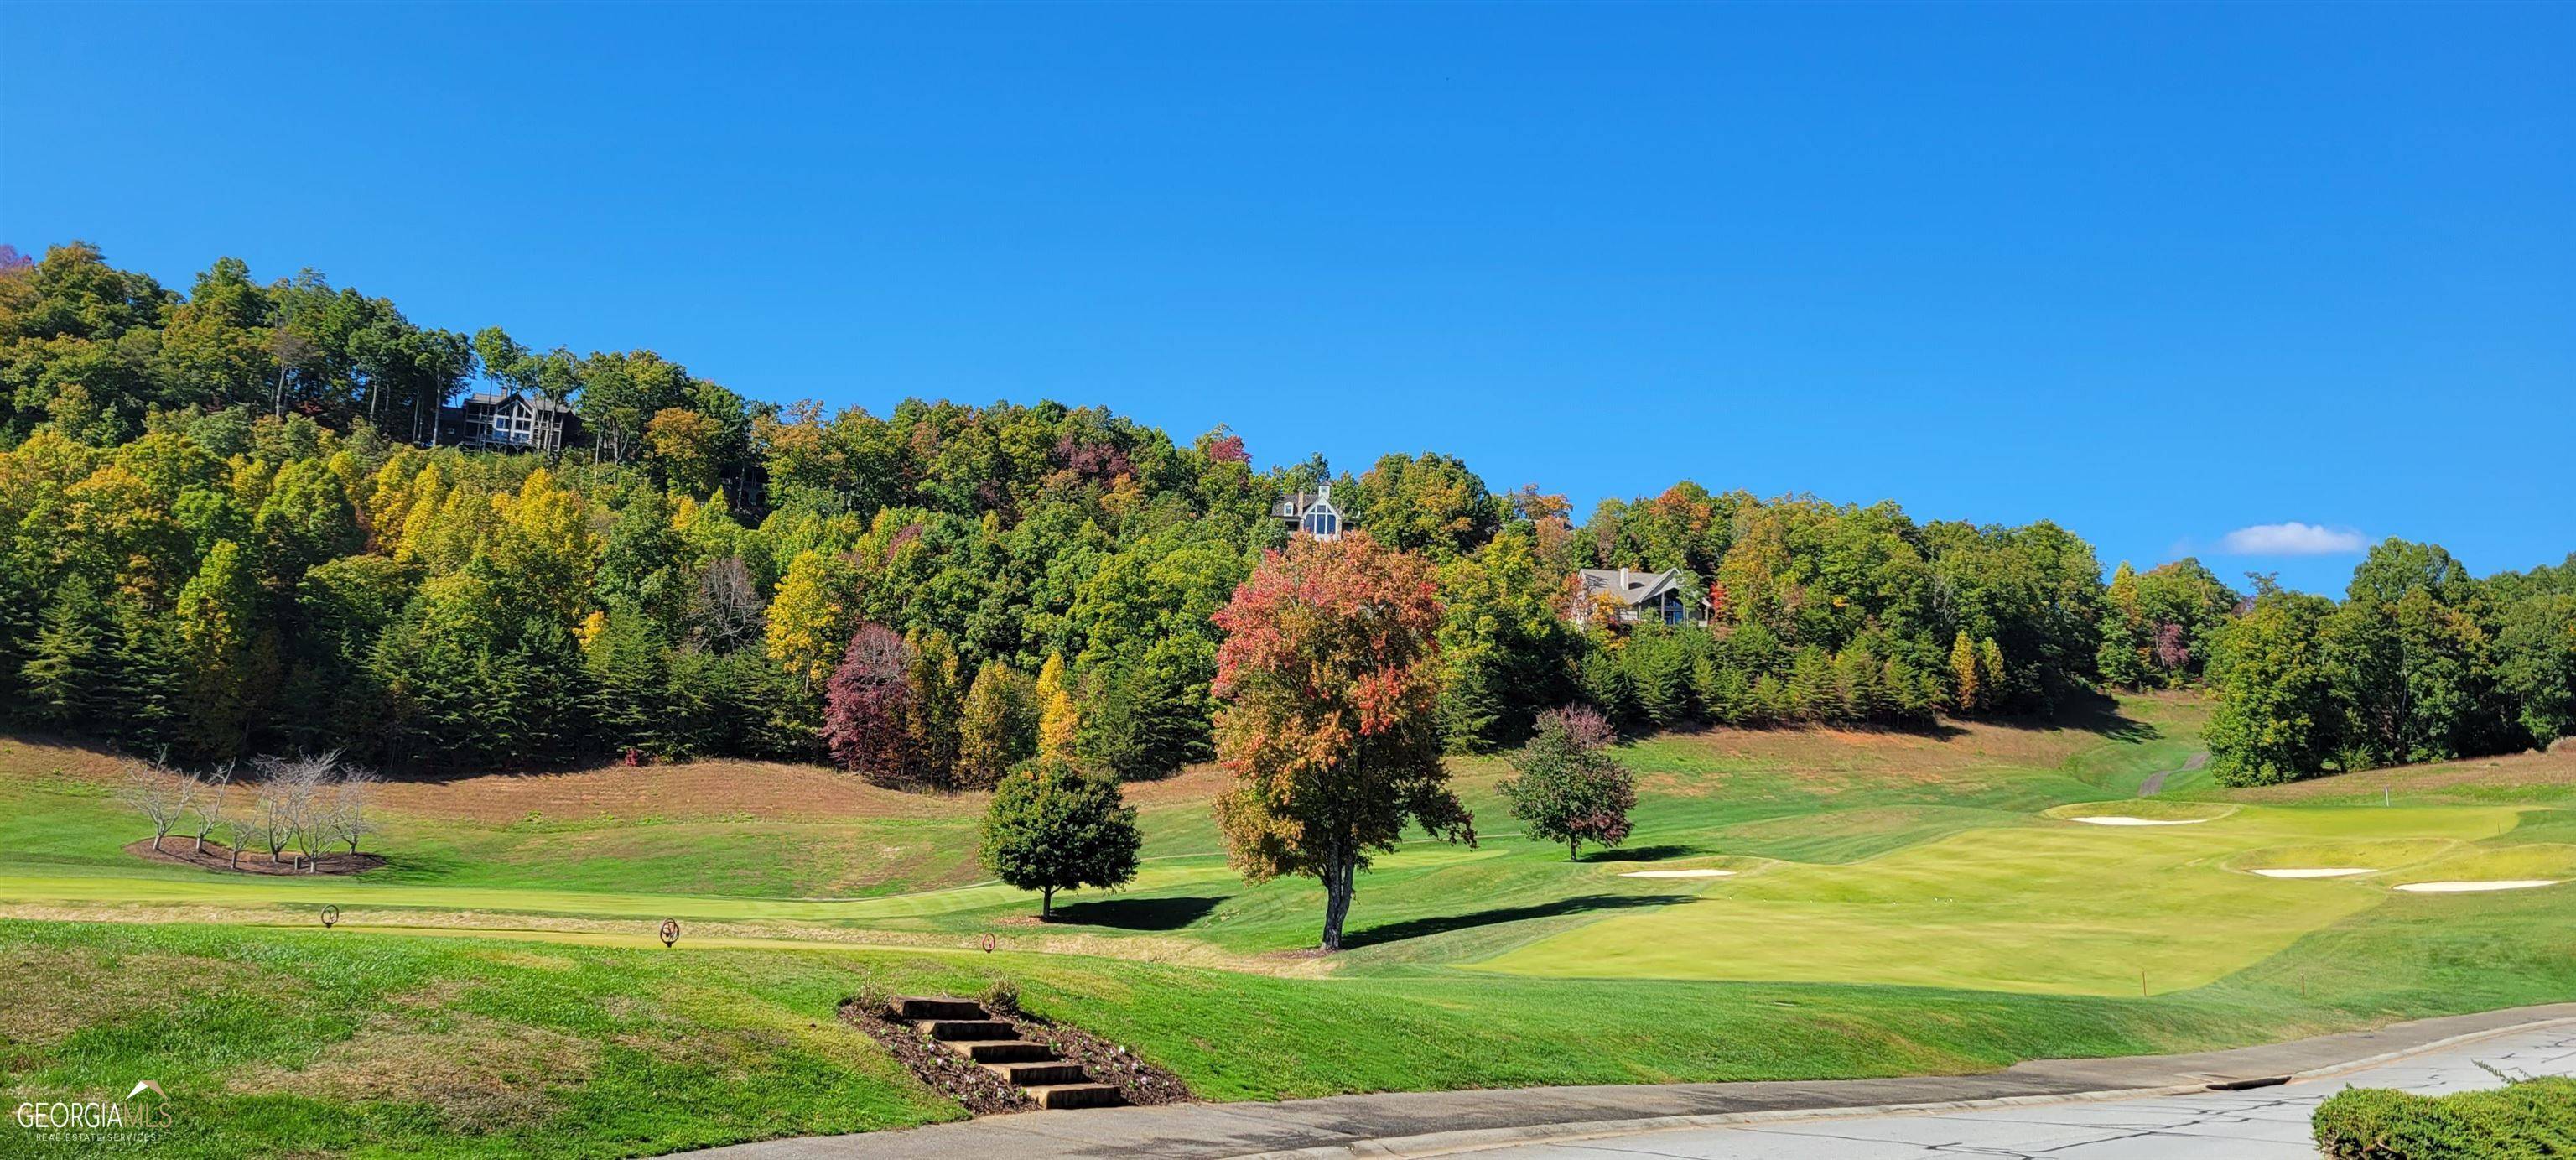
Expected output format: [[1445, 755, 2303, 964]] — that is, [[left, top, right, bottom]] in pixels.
[[1276, 484, 1347, 542]]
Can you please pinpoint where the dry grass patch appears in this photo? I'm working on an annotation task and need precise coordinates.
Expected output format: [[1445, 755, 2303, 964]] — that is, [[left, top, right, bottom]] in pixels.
[[230, 996, 597, 1128], [0, 947, 268, 1051], [370, 760, 979, 824], [0, 735, 125, 787], [2229, 749, 2576, 804]]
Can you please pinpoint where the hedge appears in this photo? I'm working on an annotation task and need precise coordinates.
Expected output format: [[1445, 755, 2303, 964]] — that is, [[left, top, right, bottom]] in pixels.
[[2313, 1076, 2576, 1158]]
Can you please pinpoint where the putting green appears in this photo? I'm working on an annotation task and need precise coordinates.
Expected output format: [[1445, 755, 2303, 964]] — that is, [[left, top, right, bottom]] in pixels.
[[1471, 804, 2528, 996]]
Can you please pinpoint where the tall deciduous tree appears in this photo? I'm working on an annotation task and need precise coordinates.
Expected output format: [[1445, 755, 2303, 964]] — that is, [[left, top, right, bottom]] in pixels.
[[956, 660, 1036, 788], [1035, 651, 1079, 762], [2207, 590, 2342, 785], [1949, 630, 1981, 714], [767, 549, 858, 692], [1211, 533, 1473, 951], [822, 623, 913, 783]]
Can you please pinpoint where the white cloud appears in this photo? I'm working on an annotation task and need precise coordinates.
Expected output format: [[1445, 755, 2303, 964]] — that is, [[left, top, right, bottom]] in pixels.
[[2217, 522, 2368, 556]]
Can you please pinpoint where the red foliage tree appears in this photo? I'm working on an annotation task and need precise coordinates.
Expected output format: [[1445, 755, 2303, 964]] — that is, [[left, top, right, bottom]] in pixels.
[[1211, 533, 1473, 951], [823, 622, 916, 783]]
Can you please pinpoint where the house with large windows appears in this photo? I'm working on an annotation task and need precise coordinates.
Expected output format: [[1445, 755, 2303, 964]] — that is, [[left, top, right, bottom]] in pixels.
[[436, 389, 577, 453], [1273, 484, 1348, 541]]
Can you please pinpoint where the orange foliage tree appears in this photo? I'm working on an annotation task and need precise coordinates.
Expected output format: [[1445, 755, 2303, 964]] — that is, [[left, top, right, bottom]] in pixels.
[[1211, 533, 1474, 951]]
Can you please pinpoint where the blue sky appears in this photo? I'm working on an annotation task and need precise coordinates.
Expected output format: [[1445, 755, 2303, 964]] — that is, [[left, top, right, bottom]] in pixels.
[[3, 2, 2568, 592]]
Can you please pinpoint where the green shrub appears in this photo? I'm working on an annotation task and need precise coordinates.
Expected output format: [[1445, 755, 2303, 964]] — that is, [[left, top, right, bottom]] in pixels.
[[2313, 1076, 2576, 1158]]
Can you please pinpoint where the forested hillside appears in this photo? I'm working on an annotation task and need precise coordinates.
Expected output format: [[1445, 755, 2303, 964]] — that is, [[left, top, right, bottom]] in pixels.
[[4, 241, 2566, 785], [2205, 543, 2576, 784]]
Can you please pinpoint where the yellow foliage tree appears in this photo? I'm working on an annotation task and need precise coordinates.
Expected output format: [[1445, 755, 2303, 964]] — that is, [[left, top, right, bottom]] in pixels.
[[766, 549, 858, 689], [1950, 629, 1981, 714], [1035, 651, 1079, 762]]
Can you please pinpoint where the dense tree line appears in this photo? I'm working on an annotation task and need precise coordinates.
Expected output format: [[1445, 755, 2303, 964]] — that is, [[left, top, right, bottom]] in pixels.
[[2207, 543, 2576, 785], [6, 242, 2170, 779]]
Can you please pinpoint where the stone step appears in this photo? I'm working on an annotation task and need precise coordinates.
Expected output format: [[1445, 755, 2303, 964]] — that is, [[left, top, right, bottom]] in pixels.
[[1024, 1081, 1124, 1110], [920, 1018, 1019, 1041], [948, 1038, 1057, 1064], [986, 1060, 1088, 1086], [891, 996, 988, 1022]]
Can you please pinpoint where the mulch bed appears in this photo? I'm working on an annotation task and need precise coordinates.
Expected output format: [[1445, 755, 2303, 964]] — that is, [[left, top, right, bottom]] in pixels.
[[839, 998, 1197, 1115], [127, 838, 386, 876], [840, 1002, 1034, 1115], [1007, 1007, 1195, 1107]]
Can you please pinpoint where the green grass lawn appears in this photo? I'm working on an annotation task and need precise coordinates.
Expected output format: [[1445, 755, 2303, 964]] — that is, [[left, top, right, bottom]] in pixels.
[[6, 691, 2574, 1157]]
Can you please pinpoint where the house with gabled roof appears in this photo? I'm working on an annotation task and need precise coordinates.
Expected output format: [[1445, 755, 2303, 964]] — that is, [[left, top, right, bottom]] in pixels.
[[1571, 566, 1695, 629], [1273, 483, 1348, 542], [435, 389, 578, 453]]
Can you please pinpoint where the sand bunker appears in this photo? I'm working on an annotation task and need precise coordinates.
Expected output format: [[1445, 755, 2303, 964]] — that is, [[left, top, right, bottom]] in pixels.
[[2392, 880, 2563, 893], [2067, 816, 2213, 827], [1618, 868, 1736, 879], [2251, 868, 2373, 878]]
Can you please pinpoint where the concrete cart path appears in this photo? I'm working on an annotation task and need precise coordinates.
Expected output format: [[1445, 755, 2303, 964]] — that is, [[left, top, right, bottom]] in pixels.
[[685, 1002, 2576, 1160], [2136, 751, 2209, 796], [1446, 1022, 2576, 1159]]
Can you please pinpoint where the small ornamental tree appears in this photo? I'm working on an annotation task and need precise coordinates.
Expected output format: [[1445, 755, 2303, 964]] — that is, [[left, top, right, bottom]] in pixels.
[[979, 759, 1140, 918], [822, 623, 915, 783], [1500, 706, 1637, 860], [1212, 533, 1474, 952], [113, 758, 190, 853]]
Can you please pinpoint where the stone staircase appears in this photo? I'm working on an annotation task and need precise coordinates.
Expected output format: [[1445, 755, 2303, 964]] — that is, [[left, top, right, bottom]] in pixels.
[[892, 996, 1124, 1110]]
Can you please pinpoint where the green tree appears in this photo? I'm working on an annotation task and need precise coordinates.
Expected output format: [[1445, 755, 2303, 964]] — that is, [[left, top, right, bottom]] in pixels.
[[2496, 593, 2576, 748], [979, 758, 1141, 918], [904, 628, 964, 785], [956, 661, 1037, 788], [1788, 645, 1840, 721], [15, 577, 107, 730], [174, 538, 269, 757], [2207, 590, 2342, 785]]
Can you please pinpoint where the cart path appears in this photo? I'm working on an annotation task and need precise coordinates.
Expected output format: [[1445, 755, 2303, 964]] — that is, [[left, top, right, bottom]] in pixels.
[[684, 1003, 2576, 1160], [2137, 751, 2209, 797]]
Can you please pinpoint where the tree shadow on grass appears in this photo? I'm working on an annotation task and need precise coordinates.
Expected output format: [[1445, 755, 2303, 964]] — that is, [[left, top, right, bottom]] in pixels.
[[1580, 844, 1701, 864], [1046, 895, 1224, 931], [1340, 893, 1696, 949], [1975, 690, 2163, 742]]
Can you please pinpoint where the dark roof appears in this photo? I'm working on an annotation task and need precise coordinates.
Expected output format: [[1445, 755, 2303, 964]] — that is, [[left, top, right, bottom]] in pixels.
[[1576, 567, 1686, 606]]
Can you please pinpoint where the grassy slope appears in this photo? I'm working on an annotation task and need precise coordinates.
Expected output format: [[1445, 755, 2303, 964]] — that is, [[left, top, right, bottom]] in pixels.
[[7, 691, 2576, 1157]]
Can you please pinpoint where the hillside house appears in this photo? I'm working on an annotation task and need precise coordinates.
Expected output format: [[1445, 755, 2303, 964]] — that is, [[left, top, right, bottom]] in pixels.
[[1273, 484, 1348, 541], [436, 389, 577, 453], [1572, 567, 1696, 628]]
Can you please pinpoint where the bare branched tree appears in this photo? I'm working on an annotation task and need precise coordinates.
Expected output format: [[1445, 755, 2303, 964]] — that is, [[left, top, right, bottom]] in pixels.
[[226, 808, 269, 871], [324, 765, 381, 855], [249, 752, 335, 869], [184, 762, 234, 854], [694, 555, 766, 651], [112, 759, 190, 853]]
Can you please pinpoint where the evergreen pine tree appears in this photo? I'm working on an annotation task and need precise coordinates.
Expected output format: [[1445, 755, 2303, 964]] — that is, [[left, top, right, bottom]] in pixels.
[[17, 579, 106, 731], [1788, 646, 1840, 721]]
